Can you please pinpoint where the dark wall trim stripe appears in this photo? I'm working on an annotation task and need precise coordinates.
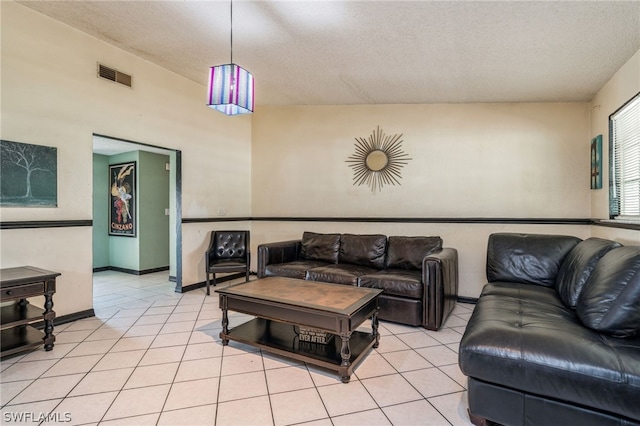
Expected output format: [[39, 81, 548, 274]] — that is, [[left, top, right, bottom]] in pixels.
[[1, 220, 93, 230], [183, 217, 593, 225], [10, 217, 639, 230], [593, 220, 640, 231], [182, 217, 252, 223]]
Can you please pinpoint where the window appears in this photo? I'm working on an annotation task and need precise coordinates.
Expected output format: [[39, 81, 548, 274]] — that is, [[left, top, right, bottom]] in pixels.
[[609, 92, 640, 222]]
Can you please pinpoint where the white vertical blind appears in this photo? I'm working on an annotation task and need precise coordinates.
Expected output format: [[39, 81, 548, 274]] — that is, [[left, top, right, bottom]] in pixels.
[[610, 93, 640, 220]]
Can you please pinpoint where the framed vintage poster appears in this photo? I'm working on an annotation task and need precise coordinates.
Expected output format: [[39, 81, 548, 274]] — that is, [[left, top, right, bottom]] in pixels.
[[0, 140, 57, 207], [109, 162, 136, 237], [590, 134, 602, 189]]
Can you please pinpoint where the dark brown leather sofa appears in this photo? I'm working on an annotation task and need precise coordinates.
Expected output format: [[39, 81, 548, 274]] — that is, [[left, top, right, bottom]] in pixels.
[[257, 231, 458, 330], [459, 233, 640, 426]]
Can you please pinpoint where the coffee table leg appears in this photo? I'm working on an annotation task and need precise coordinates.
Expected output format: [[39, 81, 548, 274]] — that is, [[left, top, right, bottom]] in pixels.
[[339, 333, 351, 383], [372, 309, 380, 349], [220, 296, 229, 346]]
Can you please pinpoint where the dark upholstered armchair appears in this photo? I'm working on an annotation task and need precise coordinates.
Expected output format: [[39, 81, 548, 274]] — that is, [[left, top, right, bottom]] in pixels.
[[205, 230, 250, 295]]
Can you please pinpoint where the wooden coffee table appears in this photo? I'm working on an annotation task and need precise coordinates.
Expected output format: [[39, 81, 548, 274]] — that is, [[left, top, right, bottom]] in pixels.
[[216, 277, 382, 383]]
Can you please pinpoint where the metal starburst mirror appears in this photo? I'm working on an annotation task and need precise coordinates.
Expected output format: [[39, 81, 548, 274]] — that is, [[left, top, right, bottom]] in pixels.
[[346, 126, 412, 192]]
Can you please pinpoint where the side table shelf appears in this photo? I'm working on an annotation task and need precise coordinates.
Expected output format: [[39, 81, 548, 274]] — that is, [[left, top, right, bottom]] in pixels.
[[1, 326, 48, 357], [0, 266, 60, 358]]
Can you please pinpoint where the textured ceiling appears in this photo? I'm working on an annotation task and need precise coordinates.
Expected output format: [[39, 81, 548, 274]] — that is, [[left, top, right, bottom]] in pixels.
[[17, 1, 640, 106]]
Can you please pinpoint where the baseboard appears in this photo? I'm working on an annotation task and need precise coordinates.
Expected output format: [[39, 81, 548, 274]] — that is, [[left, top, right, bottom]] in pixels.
[[181, 272, 249, 293], [169, 275, 177, 282], [458, 296, 478, 305], [93, 266, 170, 275], [31, 309, 96, 329]]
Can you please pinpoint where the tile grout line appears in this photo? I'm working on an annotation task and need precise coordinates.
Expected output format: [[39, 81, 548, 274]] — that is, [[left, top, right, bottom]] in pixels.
[[94, 284, 185, 425], [153, 292, 209, 424], [1, 272, 474, 425]]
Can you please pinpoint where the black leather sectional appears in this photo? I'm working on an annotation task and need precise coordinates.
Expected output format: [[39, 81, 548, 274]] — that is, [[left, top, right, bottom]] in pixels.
[[459, 233, 640, 426], [257, 231, 458, 330]]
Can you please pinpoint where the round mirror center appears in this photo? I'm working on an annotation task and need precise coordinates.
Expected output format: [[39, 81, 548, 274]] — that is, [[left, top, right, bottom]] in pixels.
[[365, 150, 389, 172]]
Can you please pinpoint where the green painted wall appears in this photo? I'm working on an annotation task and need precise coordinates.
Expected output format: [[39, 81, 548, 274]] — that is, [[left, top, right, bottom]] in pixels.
[[92, 154, 109, 268], [108, 151, 140, 271], [96, 150, 170, 272], [138, 151, 170, 270]]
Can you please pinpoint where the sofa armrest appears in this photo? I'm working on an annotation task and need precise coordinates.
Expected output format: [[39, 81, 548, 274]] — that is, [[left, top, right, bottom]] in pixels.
[[422, 248, 459, 330], [257, 240, 302, 278]]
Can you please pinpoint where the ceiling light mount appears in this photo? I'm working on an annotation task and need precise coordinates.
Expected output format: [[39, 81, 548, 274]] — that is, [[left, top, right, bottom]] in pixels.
[[207, 0, 254, 116]]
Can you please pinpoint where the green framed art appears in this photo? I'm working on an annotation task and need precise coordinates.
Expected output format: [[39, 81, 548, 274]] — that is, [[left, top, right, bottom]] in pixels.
[[590, 134, 602, 190]]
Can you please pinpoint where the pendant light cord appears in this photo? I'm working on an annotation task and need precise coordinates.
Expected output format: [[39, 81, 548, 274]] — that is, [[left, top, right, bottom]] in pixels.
[[230, 0, 233, 64]]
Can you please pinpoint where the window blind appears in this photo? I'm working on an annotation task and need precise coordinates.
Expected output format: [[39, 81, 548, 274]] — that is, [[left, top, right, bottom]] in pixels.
[[610, 93, 640, 220]]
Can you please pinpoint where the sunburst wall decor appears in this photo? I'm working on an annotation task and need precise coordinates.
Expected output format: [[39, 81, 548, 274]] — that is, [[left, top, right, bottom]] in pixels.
[[346, 126, 412, 192]]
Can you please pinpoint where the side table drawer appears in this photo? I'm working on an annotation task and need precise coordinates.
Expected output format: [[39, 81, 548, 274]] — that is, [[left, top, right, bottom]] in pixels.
[[1, 283, 45, 300]]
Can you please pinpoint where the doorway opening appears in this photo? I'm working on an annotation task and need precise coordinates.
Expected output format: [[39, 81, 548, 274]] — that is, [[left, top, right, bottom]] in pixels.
[[91, 134, 182, 299]]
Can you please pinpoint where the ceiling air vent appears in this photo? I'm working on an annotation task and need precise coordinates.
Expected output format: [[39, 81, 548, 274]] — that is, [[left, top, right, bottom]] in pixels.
[[97, 63, 132, 88]]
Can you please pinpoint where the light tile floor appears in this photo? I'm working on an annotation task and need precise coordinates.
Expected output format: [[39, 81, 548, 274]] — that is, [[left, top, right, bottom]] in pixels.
[[1, 271, 474, 425]]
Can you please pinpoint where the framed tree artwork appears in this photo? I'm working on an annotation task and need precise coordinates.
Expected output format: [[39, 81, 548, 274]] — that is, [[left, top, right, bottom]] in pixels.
[[109, 161, 136, 237], [0, 140, 57, 207]]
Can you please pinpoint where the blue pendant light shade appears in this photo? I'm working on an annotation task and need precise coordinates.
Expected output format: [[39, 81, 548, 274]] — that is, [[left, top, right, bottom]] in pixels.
[[207, 63, 254, 115]]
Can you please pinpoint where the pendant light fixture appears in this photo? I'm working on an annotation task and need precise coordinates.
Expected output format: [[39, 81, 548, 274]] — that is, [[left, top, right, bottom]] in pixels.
[[207, 0, 254, 115]]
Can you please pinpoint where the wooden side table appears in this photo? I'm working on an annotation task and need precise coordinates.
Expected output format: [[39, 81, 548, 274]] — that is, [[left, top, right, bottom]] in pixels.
[[0, 266, 60, 358]]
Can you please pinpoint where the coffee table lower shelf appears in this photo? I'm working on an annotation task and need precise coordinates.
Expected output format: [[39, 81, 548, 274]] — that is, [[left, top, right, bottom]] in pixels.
[[221, 318, 376, 382]]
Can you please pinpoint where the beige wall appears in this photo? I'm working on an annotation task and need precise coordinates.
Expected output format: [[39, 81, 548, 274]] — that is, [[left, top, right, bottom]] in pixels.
[[591, 226, 640, 247], [589, 49, 640, 219], [251, 221, 592, 298], [1, 229, 93, 314], [252, 103, 591, 218], [249, 52, 640, 298], [184, 220, 253, 286], [587, 48, 640, 247], [250, 103, 592, 297], [1, 1, 638, 315], [0, 2, 252, 315]]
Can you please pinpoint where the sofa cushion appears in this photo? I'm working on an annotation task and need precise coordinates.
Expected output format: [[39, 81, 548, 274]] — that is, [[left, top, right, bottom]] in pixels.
[[486, 233, 581, 287], [577, 247, 640, 338], [359, 269, 423, 299], [263, 260, 330, 280], [306, 264, 378, 286], [385, 236, 442, 270], [300, 232, 340, 264], [339, 234, 387, 269], [556, 237, 621, 309]]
